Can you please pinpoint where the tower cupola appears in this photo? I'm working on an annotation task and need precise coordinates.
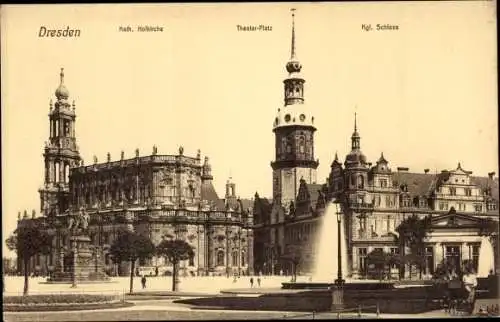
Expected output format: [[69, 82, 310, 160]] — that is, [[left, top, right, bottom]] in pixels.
[[345, 113, 367, 168], [55, 68, 70, 100]]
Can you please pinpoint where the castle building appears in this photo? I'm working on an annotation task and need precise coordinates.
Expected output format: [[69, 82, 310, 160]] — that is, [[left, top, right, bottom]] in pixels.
[[253, 11, 499, 278], [17, 69, 254, 277]]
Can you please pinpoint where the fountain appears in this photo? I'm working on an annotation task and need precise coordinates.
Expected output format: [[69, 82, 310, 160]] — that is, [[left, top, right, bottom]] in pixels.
[[212, 200, 438, 313], [477, 236, 495, 278], [282, 200, 394, 290], [312, 202, 349, 282]]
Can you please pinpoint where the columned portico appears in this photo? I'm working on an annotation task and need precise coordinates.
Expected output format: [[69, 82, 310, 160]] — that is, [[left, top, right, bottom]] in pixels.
[[425, 210, 495, 274]]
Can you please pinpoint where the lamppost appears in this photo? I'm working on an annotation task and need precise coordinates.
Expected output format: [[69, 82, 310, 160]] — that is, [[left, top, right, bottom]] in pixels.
[[70, 237, 77, 288], [237, 229, 242, 277], [331, 201, 345, 312], [335, 202, 345, 286], [226, 214, 231, 278]]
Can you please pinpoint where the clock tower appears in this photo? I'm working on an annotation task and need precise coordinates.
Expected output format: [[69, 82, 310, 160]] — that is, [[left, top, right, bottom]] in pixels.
[[270, 9, 318, 210]]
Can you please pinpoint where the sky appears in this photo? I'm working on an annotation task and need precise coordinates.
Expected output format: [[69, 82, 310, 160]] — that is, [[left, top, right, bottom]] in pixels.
[[1, 2, 498, 256]]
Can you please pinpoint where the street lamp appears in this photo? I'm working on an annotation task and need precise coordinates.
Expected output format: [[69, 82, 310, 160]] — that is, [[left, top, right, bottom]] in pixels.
[[331, 201, 345, 312], [335, 202, 345, 286]]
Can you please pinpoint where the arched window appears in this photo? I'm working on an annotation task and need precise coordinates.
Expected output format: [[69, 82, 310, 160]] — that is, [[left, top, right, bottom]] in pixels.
[[232, 251, 238, 267], [217, 250, 225, 266], [357, 175, 364, 189], [286, 136, 292, 154], [189, 184, 195, 198], [189, 253, 195, 266], [65, 164, 70, 183], [281, 137, 287, 158], [298, 135, 305, 155], [241, 251, 246, 267], [63, 120, 70, 136], [55, 162, 60, 182], [351, 175, 356, 187]]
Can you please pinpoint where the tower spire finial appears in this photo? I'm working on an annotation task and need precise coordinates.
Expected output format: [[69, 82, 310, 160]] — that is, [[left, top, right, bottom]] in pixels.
[[60, 68, 65, 85], [354, 112, 357, 132], [290, 8, 296, 60]]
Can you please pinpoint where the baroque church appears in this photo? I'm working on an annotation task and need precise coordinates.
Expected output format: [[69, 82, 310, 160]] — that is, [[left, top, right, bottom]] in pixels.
[[17, 68, 254, 277], [252, 11, 499, 278]]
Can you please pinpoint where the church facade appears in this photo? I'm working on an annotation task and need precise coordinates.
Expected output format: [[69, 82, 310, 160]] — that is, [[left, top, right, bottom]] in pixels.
[[17, 69, 254, 277], [252, 11, 499, 278]]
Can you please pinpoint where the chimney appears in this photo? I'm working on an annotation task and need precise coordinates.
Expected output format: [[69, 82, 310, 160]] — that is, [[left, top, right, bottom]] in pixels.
[[424, 169, 430, 174], [488, 172, 495, 180], [397, 167, 409, 172]]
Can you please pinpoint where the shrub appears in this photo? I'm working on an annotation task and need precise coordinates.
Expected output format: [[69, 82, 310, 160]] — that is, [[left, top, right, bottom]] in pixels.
[[4, 294, 117, 305]]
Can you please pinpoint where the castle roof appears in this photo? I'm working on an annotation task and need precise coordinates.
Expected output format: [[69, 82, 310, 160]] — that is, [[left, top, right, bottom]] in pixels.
[[392, 171, 499, 201], [200, 181, 225, 210]]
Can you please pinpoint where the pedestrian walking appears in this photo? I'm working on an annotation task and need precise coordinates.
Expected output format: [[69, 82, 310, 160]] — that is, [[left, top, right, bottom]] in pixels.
[[250, 277, 254, 288], [257, 277, 261, 287], [141, 275, 147, 289]]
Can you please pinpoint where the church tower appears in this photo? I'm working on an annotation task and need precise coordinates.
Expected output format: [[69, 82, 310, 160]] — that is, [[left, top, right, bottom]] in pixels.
[[271, 9, 318, 209], [39, 68, 81, 216]]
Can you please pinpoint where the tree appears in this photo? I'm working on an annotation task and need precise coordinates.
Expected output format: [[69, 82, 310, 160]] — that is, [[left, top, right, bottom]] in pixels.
[[279, 253, 301, 282], [479, 217, 499, 239], [280, 244, 301, 282], [109, 230, 155, 294], [6, 226, 53, 295], [366, 248, 392, 281], [395, 214, 432, 279], [156, 239, 194, 291], [6, 235, 17, 255]]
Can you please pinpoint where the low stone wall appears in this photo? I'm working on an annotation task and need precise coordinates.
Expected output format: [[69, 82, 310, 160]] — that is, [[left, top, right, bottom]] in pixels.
[[177, 286, 439, 313], [282, 282, 396, 291]]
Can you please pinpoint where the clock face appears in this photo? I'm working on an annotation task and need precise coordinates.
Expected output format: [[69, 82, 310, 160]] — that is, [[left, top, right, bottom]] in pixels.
[[299, 114, 306, 121]]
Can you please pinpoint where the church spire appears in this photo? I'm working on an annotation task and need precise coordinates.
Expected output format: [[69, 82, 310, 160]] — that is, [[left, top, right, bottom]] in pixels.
[[60, 67, 65, 84], [290, 8, 296, 60], [351, 112, 361, 150], [354, 112, 358, 133], [285, 8, 302, 74]]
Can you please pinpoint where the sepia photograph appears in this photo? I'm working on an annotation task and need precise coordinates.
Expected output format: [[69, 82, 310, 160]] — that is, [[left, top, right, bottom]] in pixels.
[[1, 2, 498, 320]]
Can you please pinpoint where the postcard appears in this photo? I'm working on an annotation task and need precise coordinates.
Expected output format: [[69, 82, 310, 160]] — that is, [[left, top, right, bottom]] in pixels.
[[1, 2, 498, 320]]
